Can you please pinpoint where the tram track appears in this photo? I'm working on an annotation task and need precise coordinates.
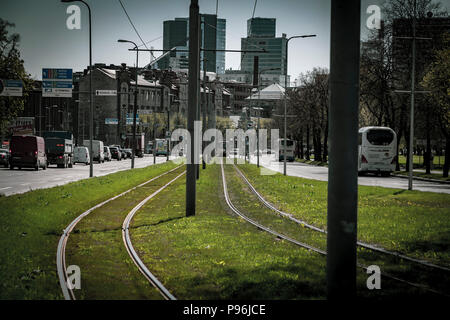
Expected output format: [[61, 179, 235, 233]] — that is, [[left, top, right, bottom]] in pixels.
[[56, 164, 183, 300], [233, 163, 450, 273], [220, 162, 449, 297]]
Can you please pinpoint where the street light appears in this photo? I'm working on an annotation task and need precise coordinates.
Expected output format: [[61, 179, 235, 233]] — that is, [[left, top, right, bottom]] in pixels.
[[257, 67, 281, 167], [118, 39, 139, 169], [61, 0, 93, 178], [283, 34, 316, 175]]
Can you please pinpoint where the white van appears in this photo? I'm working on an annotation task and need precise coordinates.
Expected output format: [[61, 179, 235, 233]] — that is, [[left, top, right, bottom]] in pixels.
[[73, 146, 90, 165], [83, 140, 105, 163]]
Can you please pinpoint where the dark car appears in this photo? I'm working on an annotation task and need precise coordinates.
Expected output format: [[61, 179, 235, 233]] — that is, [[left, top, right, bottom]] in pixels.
[[109, 146, 122, 161], [9, 135, 47, 170], [0, 148, 10, 168], [124, 148, 132, 158]]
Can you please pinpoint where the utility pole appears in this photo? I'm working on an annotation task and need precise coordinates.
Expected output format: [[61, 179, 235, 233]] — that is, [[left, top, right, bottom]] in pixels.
[[393, 0, 431, 190], [202, 59, 207, 169], [327, 0, 360, 299], [283, 34, 316, 175], [167, 93, 171, 162], [186, 0, 200, 217]]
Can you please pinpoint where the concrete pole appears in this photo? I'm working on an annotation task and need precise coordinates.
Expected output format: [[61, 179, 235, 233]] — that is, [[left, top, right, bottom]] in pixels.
[[202, 61, 207, 169], [167, 94, 171, 162], [186, 0, 200, 217], [86, 2, 93, 178], [327, 0, 360, 299], [132, 42, 138, 169]]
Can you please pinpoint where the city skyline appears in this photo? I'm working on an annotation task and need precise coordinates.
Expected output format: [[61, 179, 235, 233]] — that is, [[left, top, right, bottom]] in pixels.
[[2, 0, 448, 82]]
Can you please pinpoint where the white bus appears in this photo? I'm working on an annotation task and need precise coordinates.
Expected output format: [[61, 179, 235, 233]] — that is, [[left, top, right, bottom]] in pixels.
[[358, 126, 397, 176], [278, 138, 296, 162]]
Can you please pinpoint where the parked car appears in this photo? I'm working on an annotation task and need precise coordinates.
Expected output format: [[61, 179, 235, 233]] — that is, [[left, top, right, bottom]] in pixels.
[[118, 146, 126, 159], [73, 146, 90, 165], [124, 148, 132, 158], [83, 139, 104, 163], [9, 135, 47, 170], [103, 146, 112, 161], [109, 146, 122, 161], [0, 148, 10, 168]]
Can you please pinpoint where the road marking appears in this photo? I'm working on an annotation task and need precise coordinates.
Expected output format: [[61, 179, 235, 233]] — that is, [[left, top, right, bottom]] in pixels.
[[0, 187, 12, 190]]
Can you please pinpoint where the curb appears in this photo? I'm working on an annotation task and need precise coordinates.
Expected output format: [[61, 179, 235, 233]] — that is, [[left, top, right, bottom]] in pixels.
[[392, 173, 450, 185]]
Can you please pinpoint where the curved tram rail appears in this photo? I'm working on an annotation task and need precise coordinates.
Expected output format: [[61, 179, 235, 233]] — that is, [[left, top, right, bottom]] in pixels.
[[233, 164, 450, 273], [57, 165, 183, 300], [122, 170, 185, 300], [220, 162, 448, 297]]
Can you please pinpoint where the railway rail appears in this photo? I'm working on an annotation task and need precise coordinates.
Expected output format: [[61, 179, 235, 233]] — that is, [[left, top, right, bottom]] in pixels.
[[221, 162, 449, 297], [233, 164, 450, 273], [56, 165, 183, 300]]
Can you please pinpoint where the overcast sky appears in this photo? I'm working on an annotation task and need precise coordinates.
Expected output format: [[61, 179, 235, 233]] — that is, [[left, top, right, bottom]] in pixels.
[[2, 0, 448, 82]]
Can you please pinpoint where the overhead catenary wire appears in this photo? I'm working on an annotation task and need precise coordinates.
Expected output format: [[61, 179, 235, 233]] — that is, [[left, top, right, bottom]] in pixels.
[[118, 0, 153, 62], [239, 0, 259, 71]]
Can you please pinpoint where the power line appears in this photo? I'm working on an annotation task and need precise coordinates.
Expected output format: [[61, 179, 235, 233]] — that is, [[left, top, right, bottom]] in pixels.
[[118, 0, 152, 62], [239, 0, 259, 71]]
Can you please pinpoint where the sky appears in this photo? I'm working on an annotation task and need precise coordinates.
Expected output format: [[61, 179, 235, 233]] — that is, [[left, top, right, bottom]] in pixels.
[[2, 0, 449, 82]]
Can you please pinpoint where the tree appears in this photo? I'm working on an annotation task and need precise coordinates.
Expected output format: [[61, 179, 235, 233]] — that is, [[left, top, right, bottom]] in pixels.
[[290, 68, 329, 162], [421, 32, 450, 177], [0, 18, 32, 137], [359, 0, 447, 171]]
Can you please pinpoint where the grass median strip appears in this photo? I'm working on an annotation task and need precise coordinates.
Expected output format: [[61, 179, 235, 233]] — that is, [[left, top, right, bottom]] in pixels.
[[0, 160, 177, 299], [66, 165, 186, 299], [237, 163, 450, 268], [129, 164, 328, 299]]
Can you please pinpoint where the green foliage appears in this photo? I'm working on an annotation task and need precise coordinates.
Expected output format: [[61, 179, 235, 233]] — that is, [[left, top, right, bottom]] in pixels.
[[0, 19, 33, 136], [421, 32, 450, 135]]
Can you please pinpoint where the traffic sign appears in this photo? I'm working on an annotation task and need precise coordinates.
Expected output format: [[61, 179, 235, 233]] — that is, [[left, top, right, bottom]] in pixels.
[[42, 68, 73, 97], [0, 79, 23, 97], [96, 90, 117, 96]]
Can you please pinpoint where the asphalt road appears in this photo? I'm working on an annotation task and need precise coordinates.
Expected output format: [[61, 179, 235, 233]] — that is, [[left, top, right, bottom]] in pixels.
[[249, 157, 450, 194], [0, 155, 170, 197]]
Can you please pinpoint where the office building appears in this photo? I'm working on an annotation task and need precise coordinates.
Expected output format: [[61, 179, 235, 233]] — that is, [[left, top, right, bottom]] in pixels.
[[158, 15, 226, 74], [241, 18, 287, 86]]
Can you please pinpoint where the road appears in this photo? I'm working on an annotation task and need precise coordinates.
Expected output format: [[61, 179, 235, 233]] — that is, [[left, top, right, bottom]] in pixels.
[[249, 157, 450, 194], [0, 155, 170, 197]]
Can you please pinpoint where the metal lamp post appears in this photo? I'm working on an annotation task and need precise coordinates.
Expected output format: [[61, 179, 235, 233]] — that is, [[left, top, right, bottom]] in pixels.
[[61, 0, 93, 177], [118, 39, 139, 169], [283, 34, 316, 175], [257, 67, 281, 167]]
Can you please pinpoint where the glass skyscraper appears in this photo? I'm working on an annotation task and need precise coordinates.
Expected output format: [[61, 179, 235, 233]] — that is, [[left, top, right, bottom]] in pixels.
[[241, 18, 287, 85], [159, 15, 226, 74]]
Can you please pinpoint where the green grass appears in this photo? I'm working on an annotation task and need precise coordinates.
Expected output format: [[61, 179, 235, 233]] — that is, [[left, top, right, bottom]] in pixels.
[[237, 163, 450, 268], [65, 166, 186, 299], [129, 164, 328, 299], [0, 159, 448, 299], [296, 158, 328, 167], [398, 155, 445, 168], [0, 160, 178, 299], [128, 163, 441, 299]]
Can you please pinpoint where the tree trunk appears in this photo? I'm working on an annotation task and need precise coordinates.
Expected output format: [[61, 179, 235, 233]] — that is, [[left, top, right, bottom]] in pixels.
[[306, 124, 310, 160], [444, 134, 449, 178], [314, 127, 322, 162], [323, 120, 328, 162], [425, 110, 431, 174], [299, 128, 304, 159]]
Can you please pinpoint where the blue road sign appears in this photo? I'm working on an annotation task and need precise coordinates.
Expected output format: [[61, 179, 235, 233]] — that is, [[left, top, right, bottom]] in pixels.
[[42, 68, 73, 97]]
